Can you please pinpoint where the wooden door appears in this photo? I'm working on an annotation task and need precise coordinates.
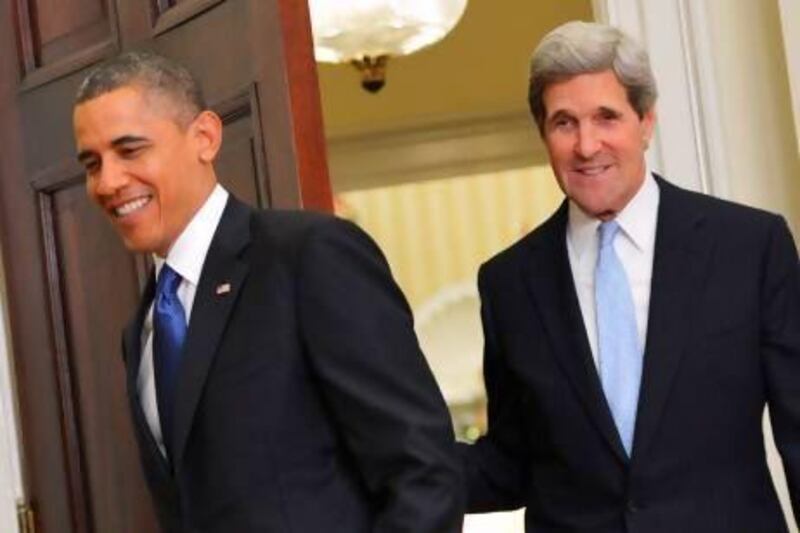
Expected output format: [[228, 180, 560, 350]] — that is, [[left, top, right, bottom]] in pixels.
[[0, 1, 331, 531]]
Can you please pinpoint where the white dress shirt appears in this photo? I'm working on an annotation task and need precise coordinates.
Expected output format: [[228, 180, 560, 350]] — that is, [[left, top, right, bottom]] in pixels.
[[138, 184, 229, 455], [566, 171, 660, 368]]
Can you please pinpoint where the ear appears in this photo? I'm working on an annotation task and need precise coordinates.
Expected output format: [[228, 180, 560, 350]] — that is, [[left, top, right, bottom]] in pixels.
[[641, 107, 657, 148], [191, 110, 223, 164]]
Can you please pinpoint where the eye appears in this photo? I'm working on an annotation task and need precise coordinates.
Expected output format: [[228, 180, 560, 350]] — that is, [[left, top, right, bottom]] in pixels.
[[597, 109, 621, 122], [550, 115, 575, 131], [118, 145, 144, 159], [82, 158, 100, 175]]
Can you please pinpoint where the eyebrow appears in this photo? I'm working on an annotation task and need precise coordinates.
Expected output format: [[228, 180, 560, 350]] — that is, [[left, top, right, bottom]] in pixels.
[[76, 135, 150, 163], [597, 106, 622, 116], [546, 106, 623, 125], [111, 134, 149, 147], [546, 109, 574, 124]]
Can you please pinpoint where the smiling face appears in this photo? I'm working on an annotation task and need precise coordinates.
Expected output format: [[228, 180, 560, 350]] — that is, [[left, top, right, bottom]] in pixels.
[[541, 69, 655, 220], [74, 85, 220, 256]]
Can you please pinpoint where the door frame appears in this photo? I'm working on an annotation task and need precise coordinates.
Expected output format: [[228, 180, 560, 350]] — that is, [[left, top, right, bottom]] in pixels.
[[0, 0, 331, 531]]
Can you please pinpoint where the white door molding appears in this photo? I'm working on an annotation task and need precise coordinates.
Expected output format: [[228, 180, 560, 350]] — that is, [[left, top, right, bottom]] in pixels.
[[778, 0, 800, 154], [0, 262, 22, 533]]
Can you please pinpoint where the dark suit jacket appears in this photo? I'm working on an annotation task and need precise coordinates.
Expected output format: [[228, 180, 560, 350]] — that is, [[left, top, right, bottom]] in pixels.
[[461, 177, 800, 532], [122, 196, 463, 532]]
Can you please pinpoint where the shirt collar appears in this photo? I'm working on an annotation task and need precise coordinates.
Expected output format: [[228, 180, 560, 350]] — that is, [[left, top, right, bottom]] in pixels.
[[567, 166, 659, 260], [615, 169, 659, 253], [154, 184, 229, 285]]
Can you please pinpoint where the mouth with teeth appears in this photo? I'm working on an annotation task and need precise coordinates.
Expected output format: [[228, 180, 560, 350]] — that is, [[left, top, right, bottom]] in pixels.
[[112, 195, 152, 218], [573, 164, 612, 176]]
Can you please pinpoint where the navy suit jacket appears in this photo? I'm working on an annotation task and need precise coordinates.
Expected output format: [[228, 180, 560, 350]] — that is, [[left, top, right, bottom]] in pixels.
[[461, 177, 800, 532], [122, 196, 464, 532]]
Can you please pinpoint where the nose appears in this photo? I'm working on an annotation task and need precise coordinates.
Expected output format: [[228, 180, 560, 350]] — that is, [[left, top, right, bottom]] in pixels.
[[91, 158, 128, 197], [575, 123, 601, 159]]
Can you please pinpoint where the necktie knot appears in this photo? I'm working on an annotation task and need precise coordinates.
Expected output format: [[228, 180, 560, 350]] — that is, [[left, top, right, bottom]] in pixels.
[[157, 264, 182, 299], [598, 220, 621, 249]]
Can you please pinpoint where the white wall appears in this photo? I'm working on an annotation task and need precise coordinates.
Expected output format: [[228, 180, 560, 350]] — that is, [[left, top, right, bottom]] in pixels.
[[778, 0, 800, 156], [704, 0, 800, 236]]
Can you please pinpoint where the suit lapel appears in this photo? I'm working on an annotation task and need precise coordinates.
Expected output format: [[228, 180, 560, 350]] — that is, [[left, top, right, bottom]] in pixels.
[[122, 275, 154, 389], [171, 196, 252, 469], [122, 276, 172, 476], [631, 177, 713, 463], [523, 202, 629, 464]]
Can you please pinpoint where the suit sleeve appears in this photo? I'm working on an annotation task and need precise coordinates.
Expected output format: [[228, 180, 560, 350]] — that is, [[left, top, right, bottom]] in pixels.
[[761, 216, 800, 518], [295, 217, 464, 533], [458, 265, 530, 512]]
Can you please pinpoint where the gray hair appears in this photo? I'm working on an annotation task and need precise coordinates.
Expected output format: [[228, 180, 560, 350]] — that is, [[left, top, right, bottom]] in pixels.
[[528, 21, 657, 133], [75, 50, 206, 127]]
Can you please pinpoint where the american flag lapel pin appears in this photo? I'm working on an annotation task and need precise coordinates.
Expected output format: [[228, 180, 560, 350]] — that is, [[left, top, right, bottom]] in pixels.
[[215, 282, 232, 296]]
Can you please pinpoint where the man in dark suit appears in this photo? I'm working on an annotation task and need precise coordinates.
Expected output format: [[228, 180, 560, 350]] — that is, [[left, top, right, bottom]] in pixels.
[[72, 51, 463, 532], [461, 20, 800, 532]]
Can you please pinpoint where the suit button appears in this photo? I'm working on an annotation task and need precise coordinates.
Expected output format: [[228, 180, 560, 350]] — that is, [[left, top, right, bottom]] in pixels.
[[627, 500, 640, 513]]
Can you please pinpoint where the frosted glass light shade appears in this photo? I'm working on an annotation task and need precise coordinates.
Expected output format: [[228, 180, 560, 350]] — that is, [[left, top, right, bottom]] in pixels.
[[309, 0, 468, 63]]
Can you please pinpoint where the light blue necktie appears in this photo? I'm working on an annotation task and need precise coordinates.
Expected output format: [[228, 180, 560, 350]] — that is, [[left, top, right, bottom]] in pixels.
[[153, 264, 187, 458], [595, 221, 642, 456]]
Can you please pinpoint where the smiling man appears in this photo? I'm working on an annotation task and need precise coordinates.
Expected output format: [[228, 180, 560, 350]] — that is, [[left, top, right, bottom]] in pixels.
[[73, 51, 463, 533], [459, 21, 800, 532], [76, 84, 217, 255]]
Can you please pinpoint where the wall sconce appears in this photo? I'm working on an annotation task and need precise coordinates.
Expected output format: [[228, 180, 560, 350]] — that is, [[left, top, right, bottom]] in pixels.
[[309, 0, 468, 93]]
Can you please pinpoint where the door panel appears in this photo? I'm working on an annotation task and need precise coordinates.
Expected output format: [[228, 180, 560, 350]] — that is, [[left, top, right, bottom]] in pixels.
[[44, 176, 149, 531], [0, 1, 331, 531], [215, 90, 270, 207], [32, 0, 111, 66]]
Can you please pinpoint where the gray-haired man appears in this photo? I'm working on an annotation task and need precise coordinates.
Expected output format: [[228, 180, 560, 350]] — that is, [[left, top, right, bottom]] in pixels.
[[460, 20, 800, 533]]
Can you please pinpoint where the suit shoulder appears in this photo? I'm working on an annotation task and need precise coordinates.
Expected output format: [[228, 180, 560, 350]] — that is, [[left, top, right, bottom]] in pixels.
[[251, 208, 332, 236], [248, 208, 377, 258], [479, 211, 562, 283], [666, 182, 786, 232], [481, 235, 529, 275]]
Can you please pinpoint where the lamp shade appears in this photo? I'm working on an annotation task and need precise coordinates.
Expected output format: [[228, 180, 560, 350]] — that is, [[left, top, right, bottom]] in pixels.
[[309, 0, 468, 63]]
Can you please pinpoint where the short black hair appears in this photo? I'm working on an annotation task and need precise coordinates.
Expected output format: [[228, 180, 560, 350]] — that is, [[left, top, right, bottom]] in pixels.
[[75, 50, 206, 127]]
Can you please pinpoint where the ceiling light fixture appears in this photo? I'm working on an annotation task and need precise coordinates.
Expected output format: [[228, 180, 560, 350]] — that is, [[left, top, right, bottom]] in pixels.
[[309, 0, 469, 93]]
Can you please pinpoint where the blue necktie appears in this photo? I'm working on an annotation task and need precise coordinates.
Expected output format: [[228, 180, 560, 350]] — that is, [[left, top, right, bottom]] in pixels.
[[153, 264, 187, 457], [595, 221, 642, 456]]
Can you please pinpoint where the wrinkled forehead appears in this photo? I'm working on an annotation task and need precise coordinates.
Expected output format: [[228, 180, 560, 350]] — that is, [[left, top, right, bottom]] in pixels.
[[543, 71, 631, 113]]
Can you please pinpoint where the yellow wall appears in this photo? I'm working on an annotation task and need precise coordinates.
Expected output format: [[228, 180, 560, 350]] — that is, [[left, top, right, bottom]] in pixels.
[[706, 0, 800, 237], [337, 165, 563, 310]]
